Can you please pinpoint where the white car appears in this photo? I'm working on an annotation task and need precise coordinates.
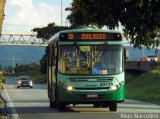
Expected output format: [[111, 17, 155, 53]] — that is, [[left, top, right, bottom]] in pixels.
[[147, 55, 158, 62], [17, 76, 33, 88]]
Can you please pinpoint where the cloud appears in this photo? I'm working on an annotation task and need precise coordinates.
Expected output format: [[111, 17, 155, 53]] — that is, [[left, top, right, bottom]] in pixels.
[[10, 0, 33, 8], [3, 0, 67, 33]]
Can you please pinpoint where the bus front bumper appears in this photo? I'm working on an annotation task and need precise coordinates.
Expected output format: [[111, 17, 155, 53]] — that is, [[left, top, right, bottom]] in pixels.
[[57, 85, 125, 104]]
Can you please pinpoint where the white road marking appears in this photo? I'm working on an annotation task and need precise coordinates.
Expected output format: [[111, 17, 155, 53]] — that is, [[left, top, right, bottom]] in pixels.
[[4, 86, 19, 119]]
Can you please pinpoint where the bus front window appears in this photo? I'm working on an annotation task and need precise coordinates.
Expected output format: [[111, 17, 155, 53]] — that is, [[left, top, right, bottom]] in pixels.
[[58, 45, 123, 75]]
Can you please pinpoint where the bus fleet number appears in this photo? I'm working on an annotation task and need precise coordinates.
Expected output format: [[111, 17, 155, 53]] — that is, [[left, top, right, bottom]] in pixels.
[[100, 82, 112, 87]]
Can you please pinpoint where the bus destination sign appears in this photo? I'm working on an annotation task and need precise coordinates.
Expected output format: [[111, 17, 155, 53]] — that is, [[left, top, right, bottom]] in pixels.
[[68, 33, 106, 40], [60, 32, 122, 41]]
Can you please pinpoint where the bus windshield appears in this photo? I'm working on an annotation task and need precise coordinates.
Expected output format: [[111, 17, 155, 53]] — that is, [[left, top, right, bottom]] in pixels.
[[58, 45, 123, 75]]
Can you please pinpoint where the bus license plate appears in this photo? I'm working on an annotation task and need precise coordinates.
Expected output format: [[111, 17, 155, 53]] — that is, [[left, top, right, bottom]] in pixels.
[[86, 94, 98, 98]]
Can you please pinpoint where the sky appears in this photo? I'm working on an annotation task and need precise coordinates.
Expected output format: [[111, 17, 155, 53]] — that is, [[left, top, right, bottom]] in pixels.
[[2, 0, 72, 34]]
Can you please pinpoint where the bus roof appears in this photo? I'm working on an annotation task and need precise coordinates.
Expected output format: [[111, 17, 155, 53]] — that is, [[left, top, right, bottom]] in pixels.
[[48, 27, 123, 45], [59, 27, 122, 34]]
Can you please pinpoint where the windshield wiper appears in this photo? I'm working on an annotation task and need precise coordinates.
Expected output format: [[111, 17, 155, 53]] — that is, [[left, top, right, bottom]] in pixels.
[[73, 42, 88, 58]]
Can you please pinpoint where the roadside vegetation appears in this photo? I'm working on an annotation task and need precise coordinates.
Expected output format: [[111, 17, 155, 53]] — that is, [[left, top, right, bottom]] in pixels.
[[4, 63, 46, 83], [0, 72, 3, 89], [0, 71, 5, 115], [126, 68, 160, 105]]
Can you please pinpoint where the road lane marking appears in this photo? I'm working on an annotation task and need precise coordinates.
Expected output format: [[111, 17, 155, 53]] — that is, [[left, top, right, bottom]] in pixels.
[[4, 86, 19, 119]]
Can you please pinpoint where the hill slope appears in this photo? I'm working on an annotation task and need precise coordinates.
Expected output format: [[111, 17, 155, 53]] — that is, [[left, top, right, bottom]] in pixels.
[[126, 68, 160, 105], [0, 46, 45, 67]]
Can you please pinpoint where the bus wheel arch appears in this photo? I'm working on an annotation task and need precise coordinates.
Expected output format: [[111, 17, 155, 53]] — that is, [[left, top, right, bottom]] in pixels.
[[93, 103, 101, 108]]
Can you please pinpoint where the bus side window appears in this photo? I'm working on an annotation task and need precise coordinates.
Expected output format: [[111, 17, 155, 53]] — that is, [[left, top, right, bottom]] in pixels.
[[52, 46, 55, 65], [49, 46, 53, 66], [59, 51, 70, 73], [53, 44, 57, 66]]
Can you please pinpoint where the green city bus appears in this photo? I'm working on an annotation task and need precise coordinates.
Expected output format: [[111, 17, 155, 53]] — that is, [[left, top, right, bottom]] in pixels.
[[47, 27, 127, 111]]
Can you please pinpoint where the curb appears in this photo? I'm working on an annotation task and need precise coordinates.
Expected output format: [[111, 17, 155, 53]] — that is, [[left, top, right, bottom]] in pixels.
[[0, 89, 7, 114]]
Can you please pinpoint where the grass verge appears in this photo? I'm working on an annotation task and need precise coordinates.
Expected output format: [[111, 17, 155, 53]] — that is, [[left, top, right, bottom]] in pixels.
[[0, 73, 2, 89], [126, 68, 160, 105], [0, 72, 6, 114]]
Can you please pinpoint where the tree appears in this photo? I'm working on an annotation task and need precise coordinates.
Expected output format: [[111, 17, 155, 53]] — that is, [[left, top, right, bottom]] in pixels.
[[14, 63, 40, 73], [40, 47, 48, 75], [32, 22, 70, 42], [67, 0, 160, 48], [0, 63, 2, 70]]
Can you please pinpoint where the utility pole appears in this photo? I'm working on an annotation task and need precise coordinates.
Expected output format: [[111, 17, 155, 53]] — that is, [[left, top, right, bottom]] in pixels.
[[142, 46, 145, 58], [12, 52, 15, 74], [61, 0, 63, 26], [0, 0, 6, 34]]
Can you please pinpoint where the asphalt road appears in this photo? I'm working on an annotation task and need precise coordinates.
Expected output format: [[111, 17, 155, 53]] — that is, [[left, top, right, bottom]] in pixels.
[[1, 77, 160, 119]]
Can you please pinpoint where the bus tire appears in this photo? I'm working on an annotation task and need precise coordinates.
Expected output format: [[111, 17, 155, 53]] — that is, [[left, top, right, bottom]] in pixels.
[[58, 102, 66, 111], [50, 99, 57, 108], [109, 102, 117, 111], [93, 103, 100, 108]]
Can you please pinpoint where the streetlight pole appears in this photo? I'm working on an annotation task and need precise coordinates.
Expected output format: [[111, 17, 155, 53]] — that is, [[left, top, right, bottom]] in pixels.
[[61, 0, 63, 26], [12, 52, 15, 74]]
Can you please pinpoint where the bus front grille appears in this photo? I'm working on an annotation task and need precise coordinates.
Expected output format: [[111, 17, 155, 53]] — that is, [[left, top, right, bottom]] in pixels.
[[74, 87, 110, 90]]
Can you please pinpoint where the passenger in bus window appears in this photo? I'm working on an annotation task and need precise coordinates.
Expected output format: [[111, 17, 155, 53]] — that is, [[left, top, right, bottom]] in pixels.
[[67, 52, 76, 69], [110, 53, 121, 73]]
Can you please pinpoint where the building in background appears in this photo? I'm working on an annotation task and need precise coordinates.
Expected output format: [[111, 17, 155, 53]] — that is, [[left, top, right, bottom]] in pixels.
[[0, 0, 6, 34]]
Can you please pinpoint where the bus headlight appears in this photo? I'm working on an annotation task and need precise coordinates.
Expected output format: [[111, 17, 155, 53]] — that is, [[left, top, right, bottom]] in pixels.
[[147, 58, 150, 61], [111, 85, 117, 90], [155, 58, 158, 61], [66, 86, 73, 91], [29, 81, 33, 86]]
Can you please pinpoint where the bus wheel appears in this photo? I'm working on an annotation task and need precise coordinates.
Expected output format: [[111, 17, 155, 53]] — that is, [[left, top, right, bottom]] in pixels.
[[93, 103, 100, 108], [109, 102, 117, 111], [58, 102, 66, 111], [50, 99, 57, 108]]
